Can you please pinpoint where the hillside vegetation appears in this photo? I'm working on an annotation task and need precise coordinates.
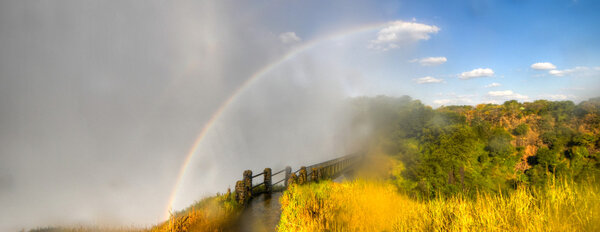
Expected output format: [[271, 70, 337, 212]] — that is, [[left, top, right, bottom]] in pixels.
[[350, 96, 600, 196]]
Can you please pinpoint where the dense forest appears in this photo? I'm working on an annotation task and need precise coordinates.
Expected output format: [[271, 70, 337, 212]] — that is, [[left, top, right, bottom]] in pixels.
[[350, 96, 600, 197]]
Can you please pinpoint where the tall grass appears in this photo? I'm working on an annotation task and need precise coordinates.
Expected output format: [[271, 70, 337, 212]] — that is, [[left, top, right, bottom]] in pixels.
[[278, 179, 600, 231]]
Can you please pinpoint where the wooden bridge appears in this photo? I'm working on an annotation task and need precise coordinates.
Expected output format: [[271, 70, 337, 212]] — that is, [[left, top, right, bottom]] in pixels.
[[234, 153, 364, 205]]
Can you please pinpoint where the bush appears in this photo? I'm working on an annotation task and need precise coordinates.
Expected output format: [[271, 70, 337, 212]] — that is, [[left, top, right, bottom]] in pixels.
[[512, 123, 529, 136]]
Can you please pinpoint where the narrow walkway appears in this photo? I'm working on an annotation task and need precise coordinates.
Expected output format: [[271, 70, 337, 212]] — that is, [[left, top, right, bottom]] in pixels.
[[232, 191, 283, 232]]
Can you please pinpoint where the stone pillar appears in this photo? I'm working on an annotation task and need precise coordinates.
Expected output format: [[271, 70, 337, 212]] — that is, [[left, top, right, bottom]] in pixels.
[[235, 180, 245, 205], [284, 166, 291, 188], [264, 168, 272, 193], [299, 166, 307, 185], [243, 170, 252, 199]]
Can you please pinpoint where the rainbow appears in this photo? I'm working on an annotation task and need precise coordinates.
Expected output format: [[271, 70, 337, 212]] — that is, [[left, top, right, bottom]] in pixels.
[[163, 21, 389, 219]]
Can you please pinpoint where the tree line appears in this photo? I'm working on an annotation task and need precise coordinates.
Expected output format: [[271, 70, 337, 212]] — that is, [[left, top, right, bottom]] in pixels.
[[350, 96, 600, 197]]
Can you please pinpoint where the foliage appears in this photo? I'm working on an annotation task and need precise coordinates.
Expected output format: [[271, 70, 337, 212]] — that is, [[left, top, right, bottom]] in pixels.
[[351, 96, 600, 196], [512, 123, 529, 136]]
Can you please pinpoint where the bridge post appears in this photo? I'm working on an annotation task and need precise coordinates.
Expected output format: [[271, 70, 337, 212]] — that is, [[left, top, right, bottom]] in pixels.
[[235, 180, 245, 205], [264, 168, 272, 194], [317, 167, 323, 180], [243, 170, 252, 199], [333, 164, 336, 176], [311, 168, 318, 182], [288, 173, 298, 186], [330, 165, 334, 177], [284, 166, 291, 188], [330, 165, 333, 177], [299, 166, 307, 184], [335, 163, 338, 175]]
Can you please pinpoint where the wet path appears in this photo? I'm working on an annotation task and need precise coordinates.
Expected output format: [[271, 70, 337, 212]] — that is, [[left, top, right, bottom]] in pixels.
[[233, 192, 283, 232]]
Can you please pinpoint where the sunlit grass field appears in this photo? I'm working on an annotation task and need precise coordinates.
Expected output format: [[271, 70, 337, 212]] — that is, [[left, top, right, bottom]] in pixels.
[[278, 179, 600, 232]]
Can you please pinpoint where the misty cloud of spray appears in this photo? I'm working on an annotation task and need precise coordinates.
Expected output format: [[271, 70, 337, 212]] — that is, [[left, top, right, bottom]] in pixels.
[[0, 0, 373, 230]]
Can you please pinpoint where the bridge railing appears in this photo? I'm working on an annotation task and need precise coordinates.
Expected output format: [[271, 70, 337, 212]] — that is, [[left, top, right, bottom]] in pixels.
[[234, 153, 363, 205]]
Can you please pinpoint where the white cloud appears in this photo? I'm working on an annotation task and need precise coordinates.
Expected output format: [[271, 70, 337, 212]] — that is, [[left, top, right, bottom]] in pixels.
[[548, 69, 565, 76], [411, 57, 447, 66], [433, 97, 473, 106], [368, 20, 440, 51], [537, 94, 579, 101], [530, 62, 556, 70], [414, 76, 443, 84], [482, 100, 501, 104], [488, 90, 514, 97], [433, 93, 475, 106], [548, 66, 600, 77], [279, 32, 301, 44], [485, 82, 501, 88], [459, 68, 494, 79], [544, 94, 568, 100], [487, 90, 528, 100], [433, 99, 453, 105]]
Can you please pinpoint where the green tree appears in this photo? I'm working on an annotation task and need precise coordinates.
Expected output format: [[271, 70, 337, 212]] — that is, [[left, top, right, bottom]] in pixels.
[[512, 123, 529, 136], [535, 147, 559, 171], [486, 128, 515, 159]]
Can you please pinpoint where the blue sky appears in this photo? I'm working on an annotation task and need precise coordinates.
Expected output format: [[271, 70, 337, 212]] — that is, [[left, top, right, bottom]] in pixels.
[[255, 0, 600, 106]]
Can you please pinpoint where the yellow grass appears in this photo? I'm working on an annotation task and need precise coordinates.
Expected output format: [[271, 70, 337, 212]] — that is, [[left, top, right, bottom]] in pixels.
[[278, 180, 600, 232]]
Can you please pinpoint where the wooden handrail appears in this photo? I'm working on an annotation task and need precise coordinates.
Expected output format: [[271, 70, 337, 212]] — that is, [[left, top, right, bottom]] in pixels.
[[234, 152, 364, 205], [251, 172, 264, 178], [272, 169, 285, 176], [252, 182, 265, 189]]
